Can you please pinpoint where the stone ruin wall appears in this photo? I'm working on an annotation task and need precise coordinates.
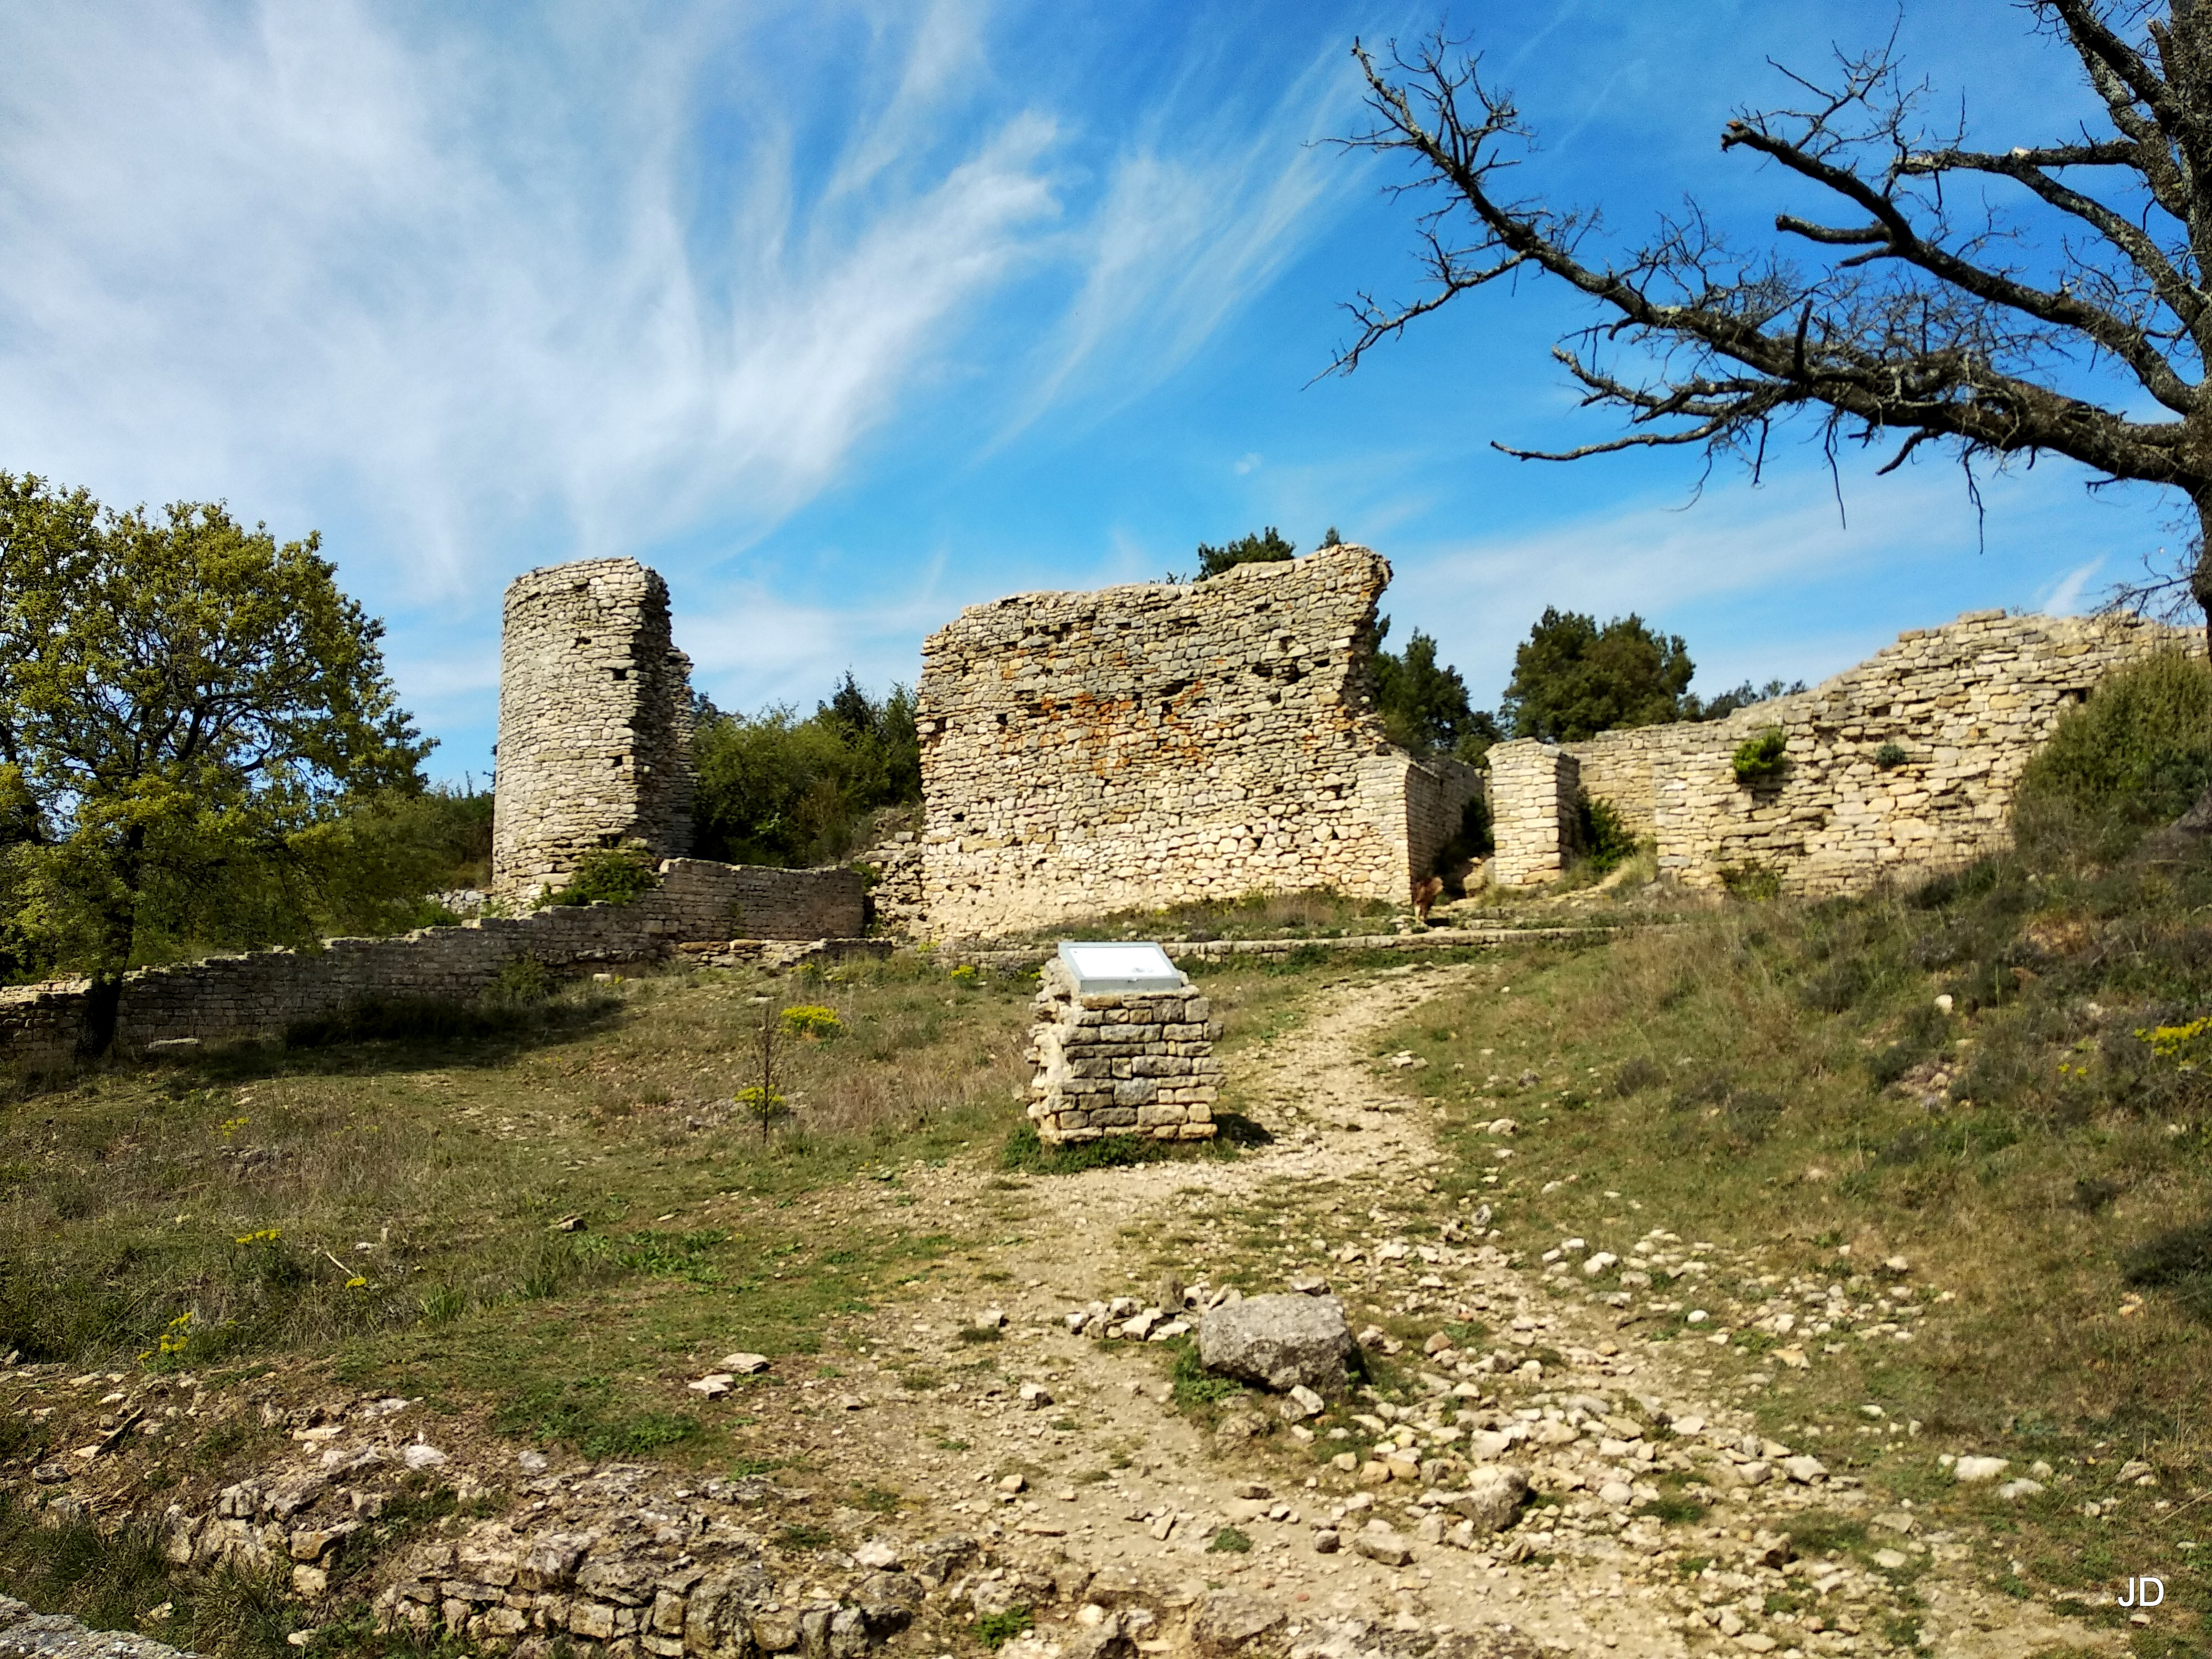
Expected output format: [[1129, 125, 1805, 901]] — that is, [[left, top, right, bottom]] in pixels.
[[914, 546, 1482, 938], [1489, 609, 2199, 895], [493, 558, 695, 901], [0, 862, 864, 1071]]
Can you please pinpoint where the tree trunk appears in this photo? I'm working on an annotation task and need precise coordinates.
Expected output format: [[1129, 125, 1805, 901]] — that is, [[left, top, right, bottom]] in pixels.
[[2171, 505, 2212, 843], [2195, 503, 2212, 655], [76, 826, 145, 1057]]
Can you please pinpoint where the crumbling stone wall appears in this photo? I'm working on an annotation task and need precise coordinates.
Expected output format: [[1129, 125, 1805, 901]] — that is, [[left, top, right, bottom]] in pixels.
[[493, 558, 695, 901], [0, 863, 863, 1068], [1025, 956, 1219, 1144], [1489, 609, 2197, 894], [914, 546, 1479, 937]]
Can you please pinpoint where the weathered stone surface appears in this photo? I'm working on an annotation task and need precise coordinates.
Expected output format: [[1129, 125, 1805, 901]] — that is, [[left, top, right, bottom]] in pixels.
[[1494, 610, 2200, 895], [491, 557, 693, 901], [0, 1594, 199, 1657], [1026, 958, 1219, 1145], [915, 546, 1482, 936], [1197, 1293, 1353, 1392], [1446, 1465, 1531, 1535], [1350, 1522, 1414, 1566], [1188, 1590, 1287, 1655]]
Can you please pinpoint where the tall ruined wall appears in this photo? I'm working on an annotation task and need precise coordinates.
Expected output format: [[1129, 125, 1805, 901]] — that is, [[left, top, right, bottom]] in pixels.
[[492, 559, 694, 900], [0, 863, 863, 1070], [1490, 609, 2196, 895], [915, 546, 1472, 937]]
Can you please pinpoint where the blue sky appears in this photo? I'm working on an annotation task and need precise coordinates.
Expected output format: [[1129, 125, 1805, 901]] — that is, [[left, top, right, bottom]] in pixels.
[[0, 1, 2184, 782]]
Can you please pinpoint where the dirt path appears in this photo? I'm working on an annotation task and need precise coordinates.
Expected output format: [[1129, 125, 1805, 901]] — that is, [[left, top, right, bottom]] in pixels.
[[811, 962, 2120, 1659]]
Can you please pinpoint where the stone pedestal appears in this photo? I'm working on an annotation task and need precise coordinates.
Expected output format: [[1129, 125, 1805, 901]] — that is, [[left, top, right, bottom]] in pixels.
[[1025, 956, 1220, 1144]]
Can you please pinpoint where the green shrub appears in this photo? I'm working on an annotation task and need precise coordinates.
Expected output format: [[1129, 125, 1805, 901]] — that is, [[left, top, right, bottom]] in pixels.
[[690, 674, 920, 867], [780, 1005, 843, 1037], [544, 847, 660, 907], [2122, 1218, 2212, 1321], [1874, 741, 1908, 770], [2016, 651, 2212, 855], [1718, 863, 1781, 901], [1573, 792, 1639, 873], [1731, 727, 1789, 786]]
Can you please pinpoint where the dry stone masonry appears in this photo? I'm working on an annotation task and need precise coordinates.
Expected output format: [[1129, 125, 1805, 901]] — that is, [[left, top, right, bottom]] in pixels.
[[0, 863, 863, 1069], [1490, 609, 2199, 894], [915, 546, 1481, 937], [1484, 744, 1580, 889], [1025, 954, 1220, 1145], [493, 559, 695, 901]]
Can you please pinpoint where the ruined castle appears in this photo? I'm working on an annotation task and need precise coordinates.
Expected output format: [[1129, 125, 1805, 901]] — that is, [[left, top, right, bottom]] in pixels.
[[1, 541, 2198, 1067]]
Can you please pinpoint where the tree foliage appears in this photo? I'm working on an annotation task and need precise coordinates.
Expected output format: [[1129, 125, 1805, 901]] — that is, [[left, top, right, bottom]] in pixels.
[[690, 672, 921, 867], [1336, 5, 2212, 634], [1501, 608, 1696, 740], [0, 476, 432, 1036], [1196, 527, 1297, 579], [1371, 622, 1500, 759]]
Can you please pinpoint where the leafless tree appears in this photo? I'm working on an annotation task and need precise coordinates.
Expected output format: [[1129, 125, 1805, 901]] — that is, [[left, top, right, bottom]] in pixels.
[[1334, 2, 2212, 640]]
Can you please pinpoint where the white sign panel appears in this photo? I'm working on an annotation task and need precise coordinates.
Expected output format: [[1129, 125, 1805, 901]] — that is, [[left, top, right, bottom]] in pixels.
[[1057, 941, 1183, 994]]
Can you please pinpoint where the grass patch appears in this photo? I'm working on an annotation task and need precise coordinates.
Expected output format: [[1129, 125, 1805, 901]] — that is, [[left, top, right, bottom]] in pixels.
[[974, 1608, 1035, 1648], [0, 1489, 298, 1658], [1208, 1525, 1254, 1553], [998, 1117, 1266, 1174], [1168, 1337, 1246, 1413]]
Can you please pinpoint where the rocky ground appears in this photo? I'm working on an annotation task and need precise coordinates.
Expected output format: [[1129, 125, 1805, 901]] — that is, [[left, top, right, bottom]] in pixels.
[[2, 963, 2137, 1657]]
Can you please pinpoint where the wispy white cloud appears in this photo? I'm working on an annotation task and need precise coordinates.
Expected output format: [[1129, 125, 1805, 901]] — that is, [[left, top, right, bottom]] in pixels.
[[1001, 40, 1369, 436], [2037, 557, 2104, 615], [0, 1, 1064, 598], [1381, 462, 2159, 703]]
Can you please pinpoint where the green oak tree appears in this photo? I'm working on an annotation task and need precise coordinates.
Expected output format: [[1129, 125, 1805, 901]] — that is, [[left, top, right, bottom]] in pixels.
[[0, 476, 430, 1048]]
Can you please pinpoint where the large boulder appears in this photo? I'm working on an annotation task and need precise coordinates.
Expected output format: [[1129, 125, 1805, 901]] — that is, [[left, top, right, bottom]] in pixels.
[[1198, 1294, 1354, 1392]]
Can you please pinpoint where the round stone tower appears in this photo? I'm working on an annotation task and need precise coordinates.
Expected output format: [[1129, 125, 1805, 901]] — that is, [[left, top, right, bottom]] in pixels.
[[491, 557, 693, 900]]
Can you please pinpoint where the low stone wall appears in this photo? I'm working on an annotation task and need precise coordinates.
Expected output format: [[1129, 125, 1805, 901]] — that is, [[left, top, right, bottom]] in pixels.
[[0, 861, 864, 1068], [0, 979, 96, 1073], [651, 860, 865, 942], [1489, 609, 2198, 895], [1025, 957, 1219, 1144]]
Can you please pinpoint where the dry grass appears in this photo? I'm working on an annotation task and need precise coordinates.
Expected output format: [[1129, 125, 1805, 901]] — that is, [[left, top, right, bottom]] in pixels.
[[0, 954, 1034, 1375]]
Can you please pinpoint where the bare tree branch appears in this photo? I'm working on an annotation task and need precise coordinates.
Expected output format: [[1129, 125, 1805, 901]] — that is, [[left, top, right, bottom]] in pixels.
[[1332, 4, 2212, 640]]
